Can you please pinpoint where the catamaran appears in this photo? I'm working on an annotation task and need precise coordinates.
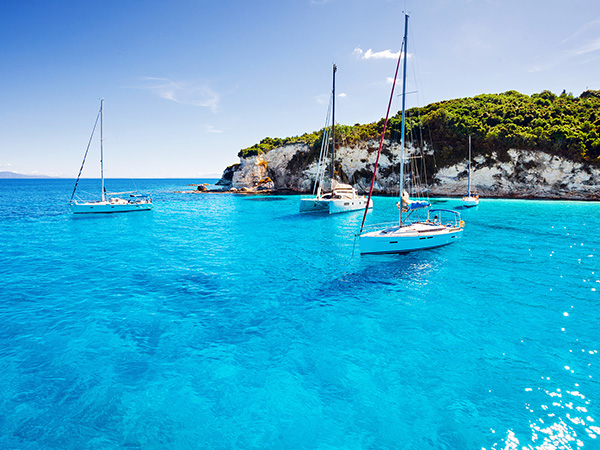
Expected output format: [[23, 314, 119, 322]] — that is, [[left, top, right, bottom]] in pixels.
[[358, 14, 463, 255], [69, 99, 152, 214], [462, 135, 479, 206], [299, 64, 373, 214]]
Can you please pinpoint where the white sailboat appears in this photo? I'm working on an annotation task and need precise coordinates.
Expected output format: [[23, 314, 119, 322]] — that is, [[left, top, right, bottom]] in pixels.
[[69, 99, 152, 214], [358, 14, 464, 255], [462, 135, 479, 206], [299, 64, 373, 214]]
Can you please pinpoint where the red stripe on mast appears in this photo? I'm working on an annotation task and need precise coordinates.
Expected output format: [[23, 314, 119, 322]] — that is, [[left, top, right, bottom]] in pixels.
[[359, 38, 405, 234]]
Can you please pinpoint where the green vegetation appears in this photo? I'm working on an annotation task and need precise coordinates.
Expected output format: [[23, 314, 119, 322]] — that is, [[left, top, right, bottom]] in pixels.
[[237, 122, 385, 159], [396, 89, 600, 166], [238, 90, 600, 165], [238, 134, 319, 158]]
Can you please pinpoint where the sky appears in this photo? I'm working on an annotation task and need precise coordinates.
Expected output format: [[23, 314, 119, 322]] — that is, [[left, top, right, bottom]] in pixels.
[[1, 0, 599, 178]]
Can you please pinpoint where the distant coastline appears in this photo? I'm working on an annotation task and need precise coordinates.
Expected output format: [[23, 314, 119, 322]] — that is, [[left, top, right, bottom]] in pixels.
[[0, 173, 221, 180], [0, 171, 53, 179]]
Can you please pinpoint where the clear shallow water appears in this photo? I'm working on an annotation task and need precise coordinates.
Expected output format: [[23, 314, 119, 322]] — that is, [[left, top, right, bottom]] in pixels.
[[1, 179, 599, 449]]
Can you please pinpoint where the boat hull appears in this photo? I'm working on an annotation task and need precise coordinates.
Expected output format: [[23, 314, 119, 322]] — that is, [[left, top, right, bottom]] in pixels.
[[70, 200, 152, 214], [299, 197, 373, 214], [329, 197, 373, 214], [462, 196, 479, 207], [299, 198, 330, 213], [360, 223, 462, 254]]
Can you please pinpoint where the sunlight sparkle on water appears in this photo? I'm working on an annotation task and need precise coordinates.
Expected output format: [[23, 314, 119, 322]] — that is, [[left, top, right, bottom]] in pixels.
[[2, 182, 600, 450]]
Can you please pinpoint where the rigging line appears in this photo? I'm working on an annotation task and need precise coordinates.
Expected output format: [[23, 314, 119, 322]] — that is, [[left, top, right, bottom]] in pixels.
[[359, 35, 406, 234], [407, 22, 426, 114], [313, 96, 333, 195], [397, 90, 418, 97], [316, 95, 333, 193], [70, 108, 101, 201], [407, 22, 431, 194]]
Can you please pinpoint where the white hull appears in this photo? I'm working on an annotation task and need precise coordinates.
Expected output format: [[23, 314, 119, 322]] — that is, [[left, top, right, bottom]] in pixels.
[[360, 222, 462, 254], [462, 196, 479, 207], [300, 181, 373, 214], [299, 198, 330, 213], [300, 197, 372, 214], [71, 199, 152, 214], [70, 101, 153, 214]]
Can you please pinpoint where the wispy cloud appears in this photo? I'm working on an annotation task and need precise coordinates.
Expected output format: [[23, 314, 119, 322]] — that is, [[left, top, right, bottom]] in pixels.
[[353, 47, 401, 60], [530, 18, 600, 72], [316, 94, 330, 105], [140, 77, 220, 111], [560, 17, 600, 45], [572, 36, 600, 56], [315, 92, 346, 104], [203, 125, 223, 133]]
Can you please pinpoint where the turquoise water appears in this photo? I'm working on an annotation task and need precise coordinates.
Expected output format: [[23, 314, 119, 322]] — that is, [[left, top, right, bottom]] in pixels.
[[1, 178, 599, 449]]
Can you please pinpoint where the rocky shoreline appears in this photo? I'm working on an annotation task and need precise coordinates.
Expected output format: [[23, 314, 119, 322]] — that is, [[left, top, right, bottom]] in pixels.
[[177, 188, 600, 201], [185, 141, 600, 201]]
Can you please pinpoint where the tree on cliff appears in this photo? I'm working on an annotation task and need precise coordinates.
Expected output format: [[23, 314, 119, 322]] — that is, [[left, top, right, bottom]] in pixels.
[[237, 90, 600, 166]]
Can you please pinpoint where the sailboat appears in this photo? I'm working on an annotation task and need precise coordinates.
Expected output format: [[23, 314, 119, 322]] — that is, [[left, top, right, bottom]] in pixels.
[[69, 99, 153, 214], [299, 64, 373, 214], [358, 14, 464, 255], [462, 135, 479, 206]]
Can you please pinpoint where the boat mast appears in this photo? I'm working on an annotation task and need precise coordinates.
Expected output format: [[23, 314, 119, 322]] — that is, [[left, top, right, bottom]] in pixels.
[[468, 135, 472, 197], [358, 14, 406, 234], [398, 14, 409, 226], [100, 99, 105, 202], [331, 64, 337, 185]]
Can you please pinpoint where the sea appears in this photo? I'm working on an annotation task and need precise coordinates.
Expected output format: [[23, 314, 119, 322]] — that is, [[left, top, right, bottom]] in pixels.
[[0, 178, 598, 450]]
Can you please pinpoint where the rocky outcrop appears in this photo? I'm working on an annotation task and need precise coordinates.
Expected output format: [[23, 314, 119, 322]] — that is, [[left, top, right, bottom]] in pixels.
[[217, 142, 600, 200], [215, 164, 238, 186], [227, 155, 274, 191], [434, 149, 600, 199]]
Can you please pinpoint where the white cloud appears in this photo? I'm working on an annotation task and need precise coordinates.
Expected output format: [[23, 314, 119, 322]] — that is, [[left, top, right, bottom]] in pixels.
[[140, 77, 220, 111], [338, 93, 347, 98], [203, 125, 223, 133], [353, 47, 401, 60], [315, 94, 330, 104]]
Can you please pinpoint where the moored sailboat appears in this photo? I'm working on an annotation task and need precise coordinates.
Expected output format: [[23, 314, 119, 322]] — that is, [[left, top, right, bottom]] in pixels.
[[299, 64, 373, 214], [69, 99, 152, 214], [358, 14, 463, 255], [462, 135, 480, 206]]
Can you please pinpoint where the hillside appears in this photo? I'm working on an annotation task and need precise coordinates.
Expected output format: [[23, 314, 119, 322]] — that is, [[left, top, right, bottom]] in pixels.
[[215, 90, 600, 200], [238, 89, 600, 166]]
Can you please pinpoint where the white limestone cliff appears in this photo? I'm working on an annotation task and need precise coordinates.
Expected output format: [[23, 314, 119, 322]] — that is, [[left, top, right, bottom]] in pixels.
[[219, 142, 600, 200]]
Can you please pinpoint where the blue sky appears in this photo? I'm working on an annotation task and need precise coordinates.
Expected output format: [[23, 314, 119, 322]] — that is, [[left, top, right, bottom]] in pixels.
[[1, 0, 599, 178]]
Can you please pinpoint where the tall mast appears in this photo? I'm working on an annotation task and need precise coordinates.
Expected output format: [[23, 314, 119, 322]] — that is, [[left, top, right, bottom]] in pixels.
[[331, 64, 337, 184], [398, 14, 409, 225], [468, 135, 472, 196], [100, 99, 105, 202], [358, 14, 406, 234]]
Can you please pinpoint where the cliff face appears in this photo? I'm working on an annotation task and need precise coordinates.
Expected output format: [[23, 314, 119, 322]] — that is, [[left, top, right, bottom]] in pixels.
[[218, 142, 600, 200], [434, 149, 600, 199]]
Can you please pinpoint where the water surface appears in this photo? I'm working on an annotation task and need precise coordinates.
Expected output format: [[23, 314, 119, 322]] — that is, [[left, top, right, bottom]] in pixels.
[[0, 179, 598, 449]]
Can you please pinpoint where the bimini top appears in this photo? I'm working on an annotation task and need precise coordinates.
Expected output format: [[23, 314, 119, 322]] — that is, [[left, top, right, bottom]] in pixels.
[[401, 191, 430, 211]]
